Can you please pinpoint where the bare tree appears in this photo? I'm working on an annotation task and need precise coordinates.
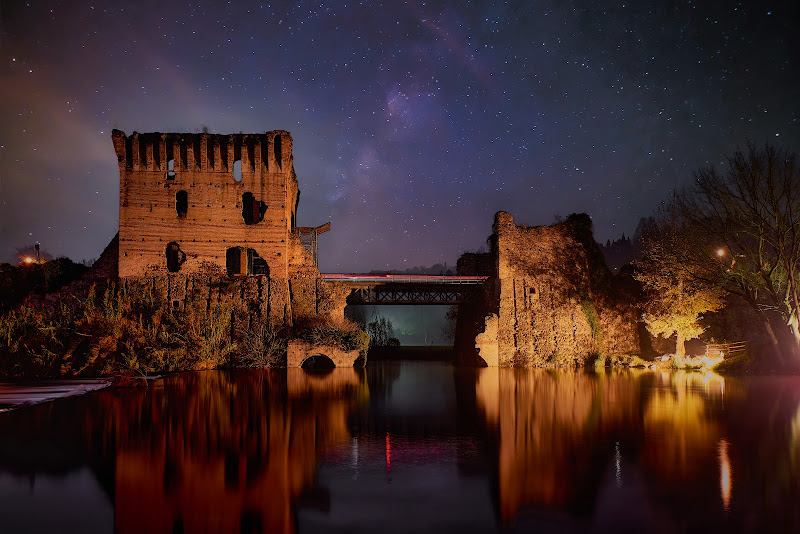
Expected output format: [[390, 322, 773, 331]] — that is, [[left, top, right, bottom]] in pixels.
[[675, 142, 800, 362]]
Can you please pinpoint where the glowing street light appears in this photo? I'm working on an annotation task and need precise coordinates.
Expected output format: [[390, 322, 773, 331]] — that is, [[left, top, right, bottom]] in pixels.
[[23, 257, 34, 264], [717, 249, 725, 257]]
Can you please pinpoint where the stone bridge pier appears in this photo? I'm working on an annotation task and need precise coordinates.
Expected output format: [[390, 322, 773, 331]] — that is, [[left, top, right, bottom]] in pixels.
[[287, 340, 361, 367]]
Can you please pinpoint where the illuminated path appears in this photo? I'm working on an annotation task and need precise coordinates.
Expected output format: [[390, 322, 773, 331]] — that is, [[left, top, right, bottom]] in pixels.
[[321, 274, 489, 305]]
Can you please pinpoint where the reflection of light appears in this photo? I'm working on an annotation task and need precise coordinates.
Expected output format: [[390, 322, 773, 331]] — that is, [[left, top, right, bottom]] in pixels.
[[385, 432, 392, 483], [615, 441, 622, 488], [351, 437, 359, 480], [718, 439, 732, 511]]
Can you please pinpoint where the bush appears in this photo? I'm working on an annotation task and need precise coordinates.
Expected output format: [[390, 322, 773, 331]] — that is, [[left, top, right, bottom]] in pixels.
[[0, 282, 238, 377], [239, 320, 286, 367], [294, 315, 370, 353]]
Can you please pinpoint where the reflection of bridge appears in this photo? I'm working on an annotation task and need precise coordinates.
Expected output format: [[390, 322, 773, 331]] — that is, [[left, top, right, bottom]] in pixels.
[[322, 274, 489, 305]]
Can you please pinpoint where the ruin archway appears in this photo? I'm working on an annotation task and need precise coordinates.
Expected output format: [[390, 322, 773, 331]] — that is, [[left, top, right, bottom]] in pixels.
[[165, 242, 185, 272], [300, 354, 336, 370]]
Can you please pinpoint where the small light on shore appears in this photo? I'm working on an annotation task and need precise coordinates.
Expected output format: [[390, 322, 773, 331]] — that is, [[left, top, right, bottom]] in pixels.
[[24, 257, 34, 264], [717, 249, 725, 257]]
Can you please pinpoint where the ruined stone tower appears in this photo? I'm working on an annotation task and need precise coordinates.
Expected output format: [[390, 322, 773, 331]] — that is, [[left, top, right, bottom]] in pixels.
[[113, 130, 298, 279]]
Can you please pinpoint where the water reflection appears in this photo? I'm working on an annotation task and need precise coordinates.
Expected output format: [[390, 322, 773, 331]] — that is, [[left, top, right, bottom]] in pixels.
[[0, 368, 367, 534], [112, 369, 366, 533], [1, 365, 800, 532], [474, 368, 800, 531]]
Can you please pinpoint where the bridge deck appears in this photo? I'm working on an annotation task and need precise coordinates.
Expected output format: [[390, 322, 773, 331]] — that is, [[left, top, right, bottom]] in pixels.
[[321, 274, 488, 305], [322, 274, 488, 285]]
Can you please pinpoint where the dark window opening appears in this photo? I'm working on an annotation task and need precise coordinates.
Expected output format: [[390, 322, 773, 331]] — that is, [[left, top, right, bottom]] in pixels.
[[165, 242, 185, 272], [226, 246, 269, 276], [273, 134, 282, 169], [167, 158, 175, 179], [241, 192, 267, 225], [250, 249, 267, 275], [233, 159, 243, 182], [226, 247, 242, 276], [176, 190, 188, 218]]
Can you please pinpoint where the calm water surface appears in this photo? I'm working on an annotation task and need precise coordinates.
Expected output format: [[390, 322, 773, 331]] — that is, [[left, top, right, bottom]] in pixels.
[[1, 360, 799, 533]]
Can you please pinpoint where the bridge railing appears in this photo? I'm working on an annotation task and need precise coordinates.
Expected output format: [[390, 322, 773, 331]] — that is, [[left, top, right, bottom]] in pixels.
[[321, 274, 489, 285]]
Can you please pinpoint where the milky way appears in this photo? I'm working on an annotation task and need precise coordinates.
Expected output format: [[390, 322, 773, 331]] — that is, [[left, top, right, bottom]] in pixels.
[[1, 1, 798, 271]]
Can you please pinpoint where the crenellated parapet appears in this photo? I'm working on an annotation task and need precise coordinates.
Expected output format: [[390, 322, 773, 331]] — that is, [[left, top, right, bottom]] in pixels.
[[114, 128, 309, 303], [111, 130, 292, 175]]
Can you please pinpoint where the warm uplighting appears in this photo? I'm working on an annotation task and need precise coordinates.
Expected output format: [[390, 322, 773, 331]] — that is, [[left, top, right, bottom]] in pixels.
[[23, 256, 34, 264]]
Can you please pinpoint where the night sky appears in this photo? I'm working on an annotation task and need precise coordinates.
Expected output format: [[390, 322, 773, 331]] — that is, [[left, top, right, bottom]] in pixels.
[[1, 0, 798, 272]]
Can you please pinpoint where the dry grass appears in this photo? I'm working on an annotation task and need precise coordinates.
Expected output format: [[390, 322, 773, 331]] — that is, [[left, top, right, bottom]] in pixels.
[[0, 282, 238, 377]]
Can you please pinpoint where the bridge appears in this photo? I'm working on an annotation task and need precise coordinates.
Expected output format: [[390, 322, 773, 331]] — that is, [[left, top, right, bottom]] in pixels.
[[322, 274, 488, 305]]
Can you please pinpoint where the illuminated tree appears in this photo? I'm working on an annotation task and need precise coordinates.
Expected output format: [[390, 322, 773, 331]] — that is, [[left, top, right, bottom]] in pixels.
[[669, 142, 800, 362], [636, 212, 723, 357]]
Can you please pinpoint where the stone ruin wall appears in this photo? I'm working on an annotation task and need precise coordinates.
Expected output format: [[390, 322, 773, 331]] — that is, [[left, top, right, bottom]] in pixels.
[[464, 212, 639, 367]]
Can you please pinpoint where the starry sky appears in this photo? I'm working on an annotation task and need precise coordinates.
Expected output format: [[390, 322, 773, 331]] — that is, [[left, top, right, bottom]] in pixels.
[[1, 0, 798, 272]]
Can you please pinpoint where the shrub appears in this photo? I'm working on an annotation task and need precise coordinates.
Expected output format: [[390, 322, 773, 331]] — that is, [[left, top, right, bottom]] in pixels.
[[239, 320, 286, 367], [294, 315, 370, 353]]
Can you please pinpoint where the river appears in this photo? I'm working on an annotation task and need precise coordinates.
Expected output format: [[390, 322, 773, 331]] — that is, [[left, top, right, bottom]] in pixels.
[[0, 360, 799, 533]]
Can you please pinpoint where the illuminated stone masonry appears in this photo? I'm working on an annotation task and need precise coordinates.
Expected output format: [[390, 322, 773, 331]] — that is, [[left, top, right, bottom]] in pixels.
[[113, 129, 347, 343], [459, 212, 640, 366], [114, 129, 299, 279]]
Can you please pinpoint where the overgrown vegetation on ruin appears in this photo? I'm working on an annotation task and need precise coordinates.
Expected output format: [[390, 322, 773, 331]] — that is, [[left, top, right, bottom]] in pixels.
[[293, 315, 370, 353], [0, 282, 368, 378]]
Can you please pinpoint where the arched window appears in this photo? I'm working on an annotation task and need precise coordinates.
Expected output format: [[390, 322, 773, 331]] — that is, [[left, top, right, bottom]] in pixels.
[[176, 190, 188, 218], [165, 242, 184, 272]]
